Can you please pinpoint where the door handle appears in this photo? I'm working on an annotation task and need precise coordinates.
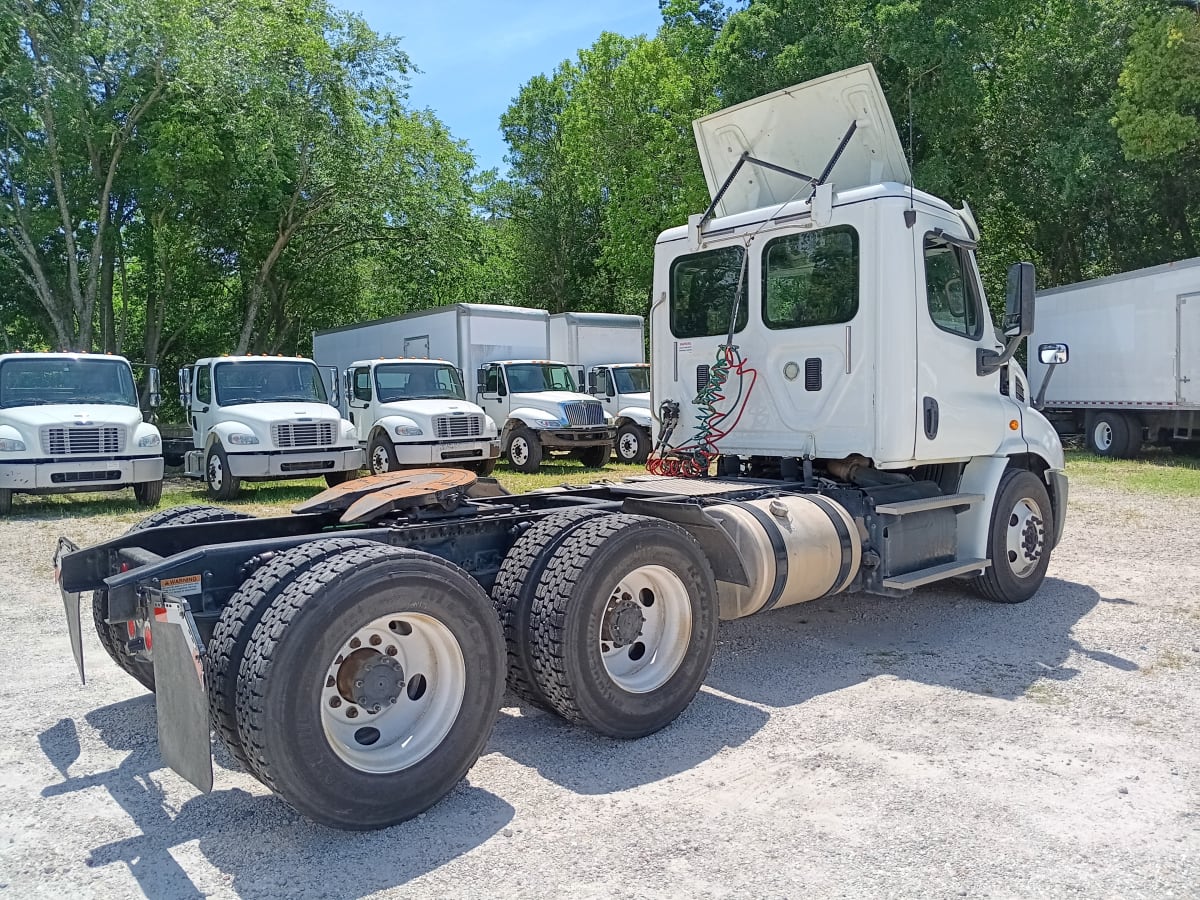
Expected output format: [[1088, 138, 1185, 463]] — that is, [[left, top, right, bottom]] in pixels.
[[923, 397, 939, 440]]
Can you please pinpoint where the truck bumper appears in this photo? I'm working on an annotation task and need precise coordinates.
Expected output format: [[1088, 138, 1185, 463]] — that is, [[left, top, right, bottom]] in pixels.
[[392, 439, 500, 466], [539, 427, 617, 450], [0, 455, 163, 490], [226, 447, 364, 478]]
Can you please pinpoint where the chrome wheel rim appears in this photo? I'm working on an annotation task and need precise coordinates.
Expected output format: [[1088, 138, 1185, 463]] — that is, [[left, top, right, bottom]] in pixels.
[[1005, 496, 1046, 579], [320, 612, 466, 774], [599, 564, 691, 693]]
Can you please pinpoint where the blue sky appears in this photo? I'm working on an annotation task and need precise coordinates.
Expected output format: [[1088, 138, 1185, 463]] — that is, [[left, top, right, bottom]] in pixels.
[[336, 1, 665, 175]]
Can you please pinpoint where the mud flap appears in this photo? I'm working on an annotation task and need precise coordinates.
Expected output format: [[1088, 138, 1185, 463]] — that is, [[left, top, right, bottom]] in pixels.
[[151, 599, 214, 793], [54, 537, 85, 684]]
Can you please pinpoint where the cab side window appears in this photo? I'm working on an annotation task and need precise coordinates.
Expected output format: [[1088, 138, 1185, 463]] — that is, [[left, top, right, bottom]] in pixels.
[[924, 238, 984, 339], [353, 367, 371, 402], [195, 366, 211, 404], [484, 366, 505, 395]]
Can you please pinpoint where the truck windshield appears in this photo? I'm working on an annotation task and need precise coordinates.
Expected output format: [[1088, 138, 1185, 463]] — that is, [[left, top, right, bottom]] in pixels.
[[505, 363, 577, 393], [375, 363, 466, 402], [214, 361, 327, 406], [0, 358, 138, 408], [613, 366, 650, 394]]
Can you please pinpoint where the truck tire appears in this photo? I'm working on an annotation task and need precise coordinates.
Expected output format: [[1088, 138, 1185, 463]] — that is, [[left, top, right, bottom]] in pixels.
[[527, 514, 718, 738], [233, 543, 504, 829], [468, 458, 497, 476], [133, 478, 163, 508], [206, 444, 241, 500], [577, 443, 612, 468], [615, 424, 650, 464], [1085, 411, 1134, 458], [0, 489, 11, 516], [971, 468, 1052, 604], [506, 426, 542, 473], [93, 505, 254, 692], [367, 432, 399, 475], [324, 469, 354, 488], [491, 509, 613, 707], [207, 537, 379, 771]]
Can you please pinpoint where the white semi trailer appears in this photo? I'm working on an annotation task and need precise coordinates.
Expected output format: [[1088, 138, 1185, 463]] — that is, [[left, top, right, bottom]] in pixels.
[[1028, 256, 1199, 457], [177, 356, 363, 499], [0, 352, 164, 514], [58, 65, 1069, 831], [549, 312, 653, 463]]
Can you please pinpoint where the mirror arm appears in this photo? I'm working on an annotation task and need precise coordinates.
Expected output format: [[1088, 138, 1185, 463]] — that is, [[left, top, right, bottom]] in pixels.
[[1033, 362, 1060, 410], [976, 335, 1023, 376]]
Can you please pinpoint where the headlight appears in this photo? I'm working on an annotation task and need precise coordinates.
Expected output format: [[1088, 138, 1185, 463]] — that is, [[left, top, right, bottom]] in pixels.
[[0, 438, 26, 452], [227, 432, 259, 445], [393, 424, 423, 437], [484, 415, 498, 435], [137, 433, 161, 448], [534, 418, 564, 429], [341, 422, 356, 439]]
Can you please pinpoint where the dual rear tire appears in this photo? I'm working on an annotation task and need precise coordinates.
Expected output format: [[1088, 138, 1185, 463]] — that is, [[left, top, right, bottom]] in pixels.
[[1085, 411, 1142, 458]]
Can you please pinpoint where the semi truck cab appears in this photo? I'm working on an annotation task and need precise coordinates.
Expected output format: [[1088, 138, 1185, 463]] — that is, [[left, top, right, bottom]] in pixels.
[[179, 355, 363, 499], [344, 358, 500, 475], [476, 359, 616, 472]]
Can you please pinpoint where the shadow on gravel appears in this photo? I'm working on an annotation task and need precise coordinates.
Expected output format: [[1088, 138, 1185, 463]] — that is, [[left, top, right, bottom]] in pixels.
[[491, 686, 769, 794], [705, 576, 1133, 708], [38, 696, 513, 899]]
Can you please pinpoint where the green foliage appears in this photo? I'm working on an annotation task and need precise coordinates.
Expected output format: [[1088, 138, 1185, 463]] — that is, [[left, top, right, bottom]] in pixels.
[[1114, 9, 1200, 161]]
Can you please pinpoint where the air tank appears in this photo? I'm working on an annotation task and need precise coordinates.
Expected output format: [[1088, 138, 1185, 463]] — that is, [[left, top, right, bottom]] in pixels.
[[706, 494, 862, 620]]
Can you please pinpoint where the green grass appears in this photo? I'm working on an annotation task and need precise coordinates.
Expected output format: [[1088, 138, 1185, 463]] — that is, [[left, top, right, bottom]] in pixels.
[[1065, 449, 1200, 498]]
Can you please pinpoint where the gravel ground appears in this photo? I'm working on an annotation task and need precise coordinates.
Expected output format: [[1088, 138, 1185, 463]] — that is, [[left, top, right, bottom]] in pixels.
[[0, 480, 1196, 899]]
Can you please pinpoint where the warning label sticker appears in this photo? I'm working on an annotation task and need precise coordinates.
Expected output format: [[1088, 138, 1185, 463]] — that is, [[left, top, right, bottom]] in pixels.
[[160, 574, 202, 597]]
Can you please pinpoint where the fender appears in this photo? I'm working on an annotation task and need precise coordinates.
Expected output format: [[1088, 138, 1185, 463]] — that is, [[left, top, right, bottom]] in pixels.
[[131, 421, 162, 451], [208, 421, 261, 452], [371, 414, 423, 442], [615, 406, 652, 428]]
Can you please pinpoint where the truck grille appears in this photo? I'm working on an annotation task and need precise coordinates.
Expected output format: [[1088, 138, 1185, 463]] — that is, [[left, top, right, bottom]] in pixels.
[[272, 422, 335, 448], [563, 401, 604, 427], [41, 426, 124, 455], [434, 415, 483, 439]]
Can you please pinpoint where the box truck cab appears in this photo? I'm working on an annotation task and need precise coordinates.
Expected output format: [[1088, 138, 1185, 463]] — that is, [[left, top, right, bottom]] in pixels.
[[0, 352, 164, 514], [178, 355, 363, 499], [476, 359, 615, 472], [588, 363, 652, 463], [344, 358, 500, 475]]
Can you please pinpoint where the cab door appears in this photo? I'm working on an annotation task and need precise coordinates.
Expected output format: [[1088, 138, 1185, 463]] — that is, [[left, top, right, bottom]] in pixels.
[[913, 217, 1010, 460], [191, 364, 216, 449], [347, 366, 373, 442], [476, 364, 509, 426]]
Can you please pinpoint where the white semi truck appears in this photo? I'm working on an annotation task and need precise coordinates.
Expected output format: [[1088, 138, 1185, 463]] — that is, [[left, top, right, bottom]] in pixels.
[[177, 355, 363, 499], [57, 65, 1069, 831], [312, 326, 500, 475], [549, 312, 653, 463], [0, 352, 164, 514], [317, 304, 615, 473], [1028, 256, 1199, 457]]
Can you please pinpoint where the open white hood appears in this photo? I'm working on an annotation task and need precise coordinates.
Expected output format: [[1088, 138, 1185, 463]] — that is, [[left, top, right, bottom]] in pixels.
[[693, 64, 911, 218]]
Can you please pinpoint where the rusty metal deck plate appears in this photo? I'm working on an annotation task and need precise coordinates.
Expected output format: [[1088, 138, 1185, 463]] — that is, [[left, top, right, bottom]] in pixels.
[[293, 469, 478, 523]]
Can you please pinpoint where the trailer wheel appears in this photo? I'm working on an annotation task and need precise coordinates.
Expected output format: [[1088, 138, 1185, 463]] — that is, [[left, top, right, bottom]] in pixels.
[[0, 489, 11, 516], [528, 514, 718, 738], [506, 426, 542, 473], [93, 505, 253, 692], [207, 537, 378, 771], [234, 544, 504, 830], [1085, 412, 1135, 458], [615, 424, 650, 464], [577, 443, 612, 468], [133, 478, 163, 508], [367, 432, 399, 474], [206, 444, 241, 500], [491, 509, 612, 707], [971, 468, 1052, 604]]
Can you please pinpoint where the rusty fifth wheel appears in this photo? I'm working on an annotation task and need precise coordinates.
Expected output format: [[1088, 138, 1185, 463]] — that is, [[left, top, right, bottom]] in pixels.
[[526, 514, 718, 738], [232, 542, 504, 829]]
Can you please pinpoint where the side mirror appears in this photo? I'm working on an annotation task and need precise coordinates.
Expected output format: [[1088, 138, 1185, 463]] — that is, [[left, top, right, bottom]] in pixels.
[[343, 370, 353, 403], [147, 366, 162, 409], [1004, 261, 1036, 338], [476, 368, 487, 391], [587, 370, 598, 394], [576, 368, 585, 390], [177, 368, 191, 408], [1038, 343, 1069, 366], [325, 366, 340, 407]]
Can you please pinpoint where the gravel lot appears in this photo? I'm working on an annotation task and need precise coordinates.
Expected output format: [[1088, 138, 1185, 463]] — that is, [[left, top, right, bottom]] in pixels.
[[0, 479, 1196, 899]]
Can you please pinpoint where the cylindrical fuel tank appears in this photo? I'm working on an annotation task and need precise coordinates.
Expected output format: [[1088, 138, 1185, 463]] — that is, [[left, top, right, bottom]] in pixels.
[[707, 495, 861, 620]]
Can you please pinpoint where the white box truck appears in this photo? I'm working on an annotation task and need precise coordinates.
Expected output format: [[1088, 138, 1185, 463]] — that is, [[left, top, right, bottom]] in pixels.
[[177, 355, 363, 499], [1029, 256, 1200, 457], [312, 319, 500, 474], [550, 312, 653, 463], [0, 352, 164, 514], [318, 304, 615, 472]]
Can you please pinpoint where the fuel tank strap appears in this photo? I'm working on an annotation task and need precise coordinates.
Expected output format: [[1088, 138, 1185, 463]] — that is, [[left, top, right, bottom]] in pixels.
[[803, 493, 857, 597], [727, 501, 788, 612]]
